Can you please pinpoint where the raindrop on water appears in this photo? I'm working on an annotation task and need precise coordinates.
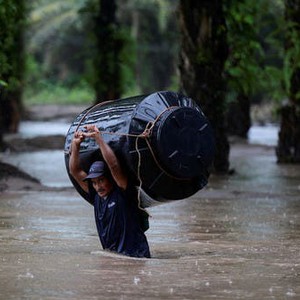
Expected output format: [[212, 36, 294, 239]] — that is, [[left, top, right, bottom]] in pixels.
[[286, 289, 296, 297], [17, 270, 34, 279], [133, 276, 140, 285]]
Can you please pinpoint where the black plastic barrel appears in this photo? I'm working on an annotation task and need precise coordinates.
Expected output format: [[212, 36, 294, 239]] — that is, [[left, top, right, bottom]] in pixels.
[[64, 91, 215, 207]]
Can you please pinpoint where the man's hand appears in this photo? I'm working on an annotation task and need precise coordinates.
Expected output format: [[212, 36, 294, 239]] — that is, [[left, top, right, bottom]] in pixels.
[[83, 125, 102, 144], [72, 131, 85, 148], [83, 124, 128, 190]]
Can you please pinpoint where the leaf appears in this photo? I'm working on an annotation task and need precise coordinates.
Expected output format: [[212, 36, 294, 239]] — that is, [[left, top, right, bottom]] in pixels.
[[0, 79, 8, 87]]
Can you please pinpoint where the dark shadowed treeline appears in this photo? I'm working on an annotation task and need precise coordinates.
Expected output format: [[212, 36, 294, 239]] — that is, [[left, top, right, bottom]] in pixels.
[[0, 0, 26, 145], [178, 0, 230, 173], [276, 0, 300, 163]]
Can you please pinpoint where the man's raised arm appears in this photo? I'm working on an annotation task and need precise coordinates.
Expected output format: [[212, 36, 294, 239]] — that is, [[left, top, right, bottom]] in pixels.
[[69, 131, 89, 193], [84, 125, 128, 190]]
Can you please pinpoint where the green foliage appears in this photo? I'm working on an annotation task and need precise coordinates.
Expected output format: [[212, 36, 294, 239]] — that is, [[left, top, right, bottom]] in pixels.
[[263, 65, 285, 101], [24, 82, 94, 105], [3, 0, 293, 109], [224, 0, 287, 105], [0, 80, 8, 87], [25, 0, 179, 103], [224, 1, 265, 100], [256, 0, 300, 104], [26, 0, 90, 86], [0, 0, 26, 92], [0, 0, 26, 134], [25, 0, 142, 102], [119, 0, 179, 93], [118, 29, 138, 95], [283, 20, 300, 102], [258, 1, 286, 102]]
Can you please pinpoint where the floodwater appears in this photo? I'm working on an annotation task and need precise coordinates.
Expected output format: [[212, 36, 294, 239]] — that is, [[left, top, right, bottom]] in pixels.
[[1, 123, 300, 299], [248, 124, 279, 146]]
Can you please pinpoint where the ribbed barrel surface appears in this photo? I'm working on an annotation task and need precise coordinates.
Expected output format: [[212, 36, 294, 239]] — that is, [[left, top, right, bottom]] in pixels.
[[64, 91, 215, 206]]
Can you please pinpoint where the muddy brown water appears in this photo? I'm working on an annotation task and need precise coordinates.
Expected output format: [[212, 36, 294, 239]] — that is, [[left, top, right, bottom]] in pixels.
[[1, 144, 300, 299]]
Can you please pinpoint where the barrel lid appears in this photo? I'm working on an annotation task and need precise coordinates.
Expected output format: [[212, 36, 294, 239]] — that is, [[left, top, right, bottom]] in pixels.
[[153, 106, 214, 179]]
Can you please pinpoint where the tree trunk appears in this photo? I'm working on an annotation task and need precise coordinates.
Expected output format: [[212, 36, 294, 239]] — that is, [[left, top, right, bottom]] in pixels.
[[276, 103, 300, 163], [227, 94, 251, 138], [93, 0, 123, 103], [0, 0, 25, 139], [276, 0, 300, 163], [178, 0, 230, 173], [0, 90, 22, 133]]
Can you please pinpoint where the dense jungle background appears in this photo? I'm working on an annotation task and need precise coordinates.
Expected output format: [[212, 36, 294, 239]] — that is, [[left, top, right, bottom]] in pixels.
[[1, 0, 300, 171]]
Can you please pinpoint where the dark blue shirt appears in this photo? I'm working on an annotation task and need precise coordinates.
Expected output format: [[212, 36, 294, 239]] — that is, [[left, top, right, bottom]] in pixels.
[[90, 184, 150, 258]]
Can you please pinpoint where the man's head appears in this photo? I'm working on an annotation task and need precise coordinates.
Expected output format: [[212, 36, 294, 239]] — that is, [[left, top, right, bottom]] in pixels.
[[84, 161, 113, 198]]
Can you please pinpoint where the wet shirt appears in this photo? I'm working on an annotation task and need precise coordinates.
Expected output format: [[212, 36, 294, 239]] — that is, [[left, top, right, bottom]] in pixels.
[[90, 184, 150, 258]]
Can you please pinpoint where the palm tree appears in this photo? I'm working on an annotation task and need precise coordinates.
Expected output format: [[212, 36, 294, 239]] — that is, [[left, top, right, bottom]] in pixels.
[[27, 0, 89, 85], [28, 0, 126, 103], [276, 0, 300, 163], [178, 0, 230, 173], [0, 0, 26, 140]]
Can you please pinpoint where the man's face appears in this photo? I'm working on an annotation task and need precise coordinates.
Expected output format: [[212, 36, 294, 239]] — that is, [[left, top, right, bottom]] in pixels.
[[91, 176, 113, 198]]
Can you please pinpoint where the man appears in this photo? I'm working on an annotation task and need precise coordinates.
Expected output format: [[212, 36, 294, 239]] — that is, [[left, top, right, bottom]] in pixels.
[[69, 124, 150, 258]]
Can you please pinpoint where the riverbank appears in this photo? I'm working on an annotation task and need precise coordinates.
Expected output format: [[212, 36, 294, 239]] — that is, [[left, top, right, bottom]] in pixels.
[[0, 104, 84, 191]]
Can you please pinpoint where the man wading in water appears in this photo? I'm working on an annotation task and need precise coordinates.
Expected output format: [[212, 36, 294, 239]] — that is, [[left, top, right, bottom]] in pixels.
[[69, 125, 151, 258]]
